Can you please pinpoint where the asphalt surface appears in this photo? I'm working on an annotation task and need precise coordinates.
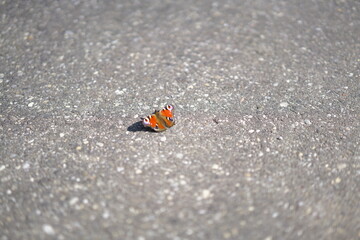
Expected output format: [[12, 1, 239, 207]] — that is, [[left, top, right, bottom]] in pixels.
[[1, 0, 359, 239]]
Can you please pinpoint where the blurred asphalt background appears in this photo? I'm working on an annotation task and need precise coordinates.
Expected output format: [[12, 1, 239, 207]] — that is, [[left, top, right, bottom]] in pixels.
[[0, 0, 359, 239]]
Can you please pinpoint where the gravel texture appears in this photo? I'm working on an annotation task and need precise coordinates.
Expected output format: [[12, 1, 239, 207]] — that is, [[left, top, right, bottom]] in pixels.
[[1, 0, 359, 239]]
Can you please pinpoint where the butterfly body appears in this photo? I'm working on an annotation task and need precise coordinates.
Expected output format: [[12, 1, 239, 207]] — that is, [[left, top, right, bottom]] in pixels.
[[142, 104, 175, 132]]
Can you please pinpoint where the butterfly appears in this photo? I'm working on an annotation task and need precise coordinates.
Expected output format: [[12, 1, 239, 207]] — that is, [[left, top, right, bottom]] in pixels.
[[141, 104, 175, 132]]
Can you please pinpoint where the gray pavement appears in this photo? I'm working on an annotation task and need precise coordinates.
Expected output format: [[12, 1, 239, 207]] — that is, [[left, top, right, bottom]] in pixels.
[[1, 0, 359, 239]]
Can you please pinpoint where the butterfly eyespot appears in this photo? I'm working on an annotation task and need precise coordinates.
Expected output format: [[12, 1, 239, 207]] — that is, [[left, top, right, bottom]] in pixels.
[[166, 104, 174, 110], [143, 118, 150, 124]]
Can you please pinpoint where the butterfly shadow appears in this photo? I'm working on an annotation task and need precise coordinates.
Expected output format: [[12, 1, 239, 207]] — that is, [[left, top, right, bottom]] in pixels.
[[127, 121, 154, 132]]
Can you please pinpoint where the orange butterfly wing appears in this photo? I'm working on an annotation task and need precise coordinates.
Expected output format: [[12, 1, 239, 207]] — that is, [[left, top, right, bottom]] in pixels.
[[142, 113, 167, 132], [158, 104, 175, 128]]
